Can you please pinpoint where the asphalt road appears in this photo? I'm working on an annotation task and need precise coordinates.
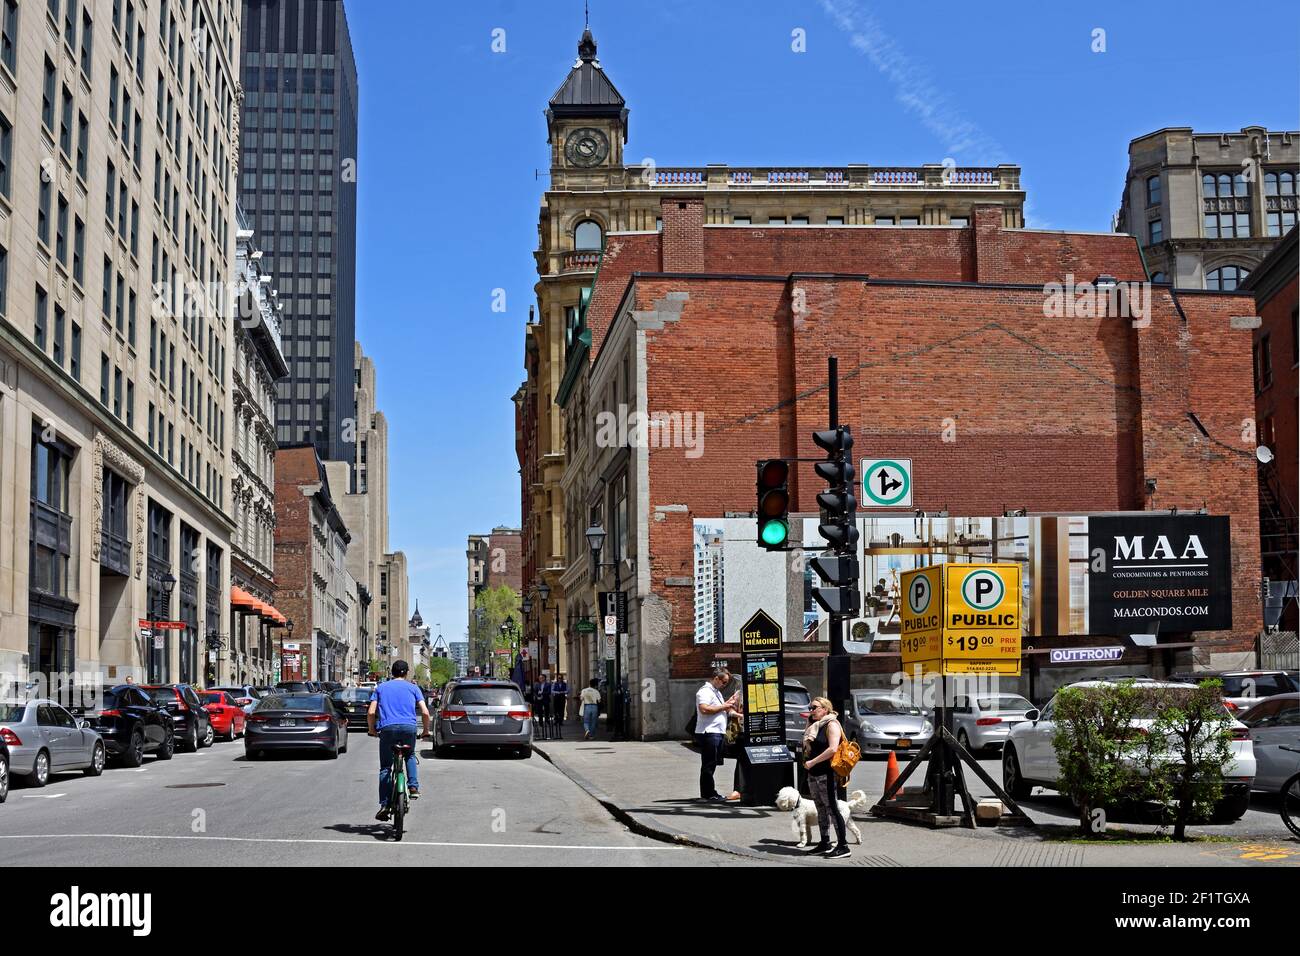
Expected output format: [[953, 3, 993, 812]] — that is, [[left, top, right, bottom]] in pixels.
[[0, 732, 727, 866]]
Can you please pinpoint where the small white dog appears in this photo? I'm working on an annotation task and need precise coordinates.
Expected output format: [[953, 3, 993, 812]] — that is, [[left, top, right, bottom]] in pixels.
[[776, 785, 866, 846]]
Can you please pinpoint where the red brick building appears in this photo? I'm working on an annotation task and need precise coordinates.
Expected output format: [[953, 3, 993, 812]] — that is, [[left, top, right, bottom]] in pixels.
[[273, 445, 354, 681], [1242, 226, 1298, 632], [569, 198, 1265, 738]]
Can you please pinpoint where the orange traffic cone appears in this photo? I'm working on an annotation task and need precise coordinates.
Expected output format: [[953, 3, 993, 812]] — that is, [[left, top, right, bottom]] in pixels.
[[883, 751, 901, 798]]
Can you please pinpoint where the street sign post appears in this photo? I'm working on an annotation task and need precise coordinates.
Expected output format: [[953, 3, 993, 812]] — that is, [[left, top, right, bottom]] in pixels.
[[736, 609, 792, 806], [878, 562, 1032, 830]]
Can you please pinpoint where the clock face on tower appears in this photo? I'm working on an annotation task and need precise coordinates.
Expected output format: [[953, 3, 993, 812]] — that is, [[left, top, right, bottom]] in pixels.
[[564, 127, 610, 167]]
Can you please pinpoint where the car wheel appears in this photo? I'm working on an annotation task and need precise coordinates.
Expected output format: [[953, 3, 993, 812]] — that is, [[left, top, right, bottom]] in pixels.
[[1211, 792, 1251, 824], [182, 723, 199, 753], [957, 729, 972, 753], [0, 753, 9, 803], [1003, 745, 1031, 800], [518, 746, 533, 760], [84, 741, 106, 777], [326, 745, 339, 760], [156, 730, 174, 760], [435, 745, 451, 759], [201, 723, 215, 748], [225, 720, 237, 742], [245, 748, 258, 761], [340, 732, 348, 754], [122, 729, 146, 768], [30, 750, 50, 788]]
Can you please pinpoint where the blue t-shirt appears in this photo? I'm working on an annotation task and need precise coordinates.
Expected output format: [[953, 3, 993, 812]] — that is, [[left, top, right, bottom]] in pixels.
[[373, 679, 424, 730]]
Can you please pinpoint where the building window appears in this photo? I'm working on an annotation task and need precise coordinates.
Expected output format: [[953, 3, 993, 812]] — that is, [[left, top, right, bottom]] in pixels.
[[732, 215, 751, 225], [1148, 219, 1163, 244], [43, 57, 57, 129], [1266, 211, 1296, 237], [900, 216, 920, 226], [0, 0, 17, 75], [1254, 333, 1273, 392], [70, 323, 80, 379], [875, 216, 894, 226], [826, 216, 844, 225], [791, 215, 809, 225], [1206, 265, 1249, 291], [574, 220, 603, 251], [30, 428, 74, 598], [949, 216, 969, 227], [0, 112, 10, 197], [768, 216, 786, 225], [1145, 174, 1161, 207], [35, 285, 48, 351], [38, 179, 52, 246], [1264, 171, 1297, 198]]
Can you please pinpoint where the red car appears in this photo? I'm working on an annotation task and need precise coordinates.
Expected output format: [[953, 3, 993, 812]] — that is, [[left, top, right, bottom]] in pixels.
[[201, 691, 247, 741]]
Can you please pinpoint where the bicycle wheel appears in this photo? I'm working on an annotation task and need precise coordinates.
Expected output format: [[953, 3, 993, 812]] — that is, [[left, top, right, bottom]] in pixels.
[[392, 765, 406, 841], [1282, 773, 1300, 840]]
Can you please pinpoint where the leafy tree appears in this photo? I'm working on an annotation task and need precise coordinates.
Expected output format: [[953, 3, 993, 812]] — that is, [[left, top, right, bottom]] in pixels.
[[428, 657, 455, 688], [1051, 681, 1150, 835], [471, 585, 521, 674], [1140, 680, 1236, 840], [413, 663, 431, 687]]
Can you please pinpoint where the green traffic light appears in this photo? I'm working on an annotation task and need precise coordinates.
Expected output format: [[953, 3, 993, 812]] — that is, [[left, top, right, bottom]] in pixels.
[[760, 518, 789, 546]]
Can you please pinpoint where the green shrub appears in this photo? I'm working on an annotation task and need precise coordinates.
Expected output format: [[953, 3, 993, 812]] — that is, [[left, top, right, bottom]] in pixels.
[[1051, 681, 1151, 835], [1139, 680, 1235, 841]]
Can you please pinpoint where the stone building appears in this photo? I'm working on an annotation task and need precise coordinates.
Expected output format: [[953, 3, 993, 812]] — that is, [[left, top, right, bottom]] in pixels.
[[563, 199, 1263, 738], [377, 549, 407, 664], [0, 0, 243, 698], [227, 208, 290, 686], [1116, 127, 1299, 288], [518, 28, 1026, 694], [272, 444, 351, 681]]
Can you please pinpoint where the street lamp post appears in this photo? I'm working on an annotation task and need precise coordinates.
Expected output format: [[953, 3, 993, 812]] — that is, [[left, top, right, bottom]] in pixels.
[[148, 573, 177, 683], [520, 596, 534, 688], [585, 524, 629, 739]]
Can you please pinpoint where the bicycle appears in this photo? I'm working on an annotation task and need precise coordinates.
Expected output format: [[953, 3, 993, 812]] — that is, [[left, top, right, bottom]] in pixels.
[[385, 742, 415, 840], [1280, 746, 1300, 839]]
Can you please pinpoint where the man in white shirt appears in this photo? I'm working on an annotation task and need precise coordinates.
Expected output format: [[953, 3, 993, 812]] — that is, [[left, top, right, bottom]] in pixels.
[[695, 667, 740, 802]]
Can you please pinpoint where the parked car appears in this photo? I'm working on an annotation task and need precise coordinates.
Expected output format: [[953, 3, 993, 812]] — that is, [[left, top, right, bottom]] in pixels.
[[0, 699, 106, 786], [434, 679, 532, 758], [210, 685, 269, 715], [1169, 670, 1298, 714], [319, 681, 343, 694], [140, 684, 214, 752], [1002, 679, 1256, 821], [77, 684, 175, 766], [0, 734, 10, 803], [200, 691, 248, 741], [783, 680, 812, 753], [329, 687, 374, 730], [245, 693, 348, 759], [358, 681, 378, 691], [275, 681, 314, 694], [843, 691, 934, 756], [951, 692, 1035, 753], [1238, 693, 1300, 793]]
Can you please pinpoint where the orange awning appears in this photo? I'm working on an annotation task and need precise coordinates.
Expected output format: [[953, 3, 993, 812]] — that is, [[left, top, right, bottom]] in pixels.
[[232, 587, 287, 625]]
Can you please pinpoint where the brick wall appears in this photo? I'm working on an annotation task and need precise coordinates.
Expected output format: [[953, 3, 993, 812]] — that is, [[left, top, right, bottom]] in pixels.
[[273, 446, 320, 675]]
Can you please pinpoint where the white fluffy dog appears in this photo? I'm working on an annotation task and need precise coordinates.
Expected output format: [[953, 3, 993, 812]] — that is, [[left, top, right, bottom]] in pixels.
[[776, 785, 866, 846]]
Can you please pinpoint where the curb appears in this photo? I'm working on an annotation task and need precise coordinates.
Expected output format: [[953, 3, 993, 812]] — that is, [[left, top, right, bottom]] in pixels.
[[532, 742, 822, 865]]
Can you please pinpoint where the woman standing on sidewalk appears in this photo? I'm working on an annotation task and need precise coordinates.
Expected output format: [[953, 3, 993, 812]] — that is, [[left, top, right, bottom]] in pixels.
[[801, 697, 851, 858], [579, 679, 601, 740]]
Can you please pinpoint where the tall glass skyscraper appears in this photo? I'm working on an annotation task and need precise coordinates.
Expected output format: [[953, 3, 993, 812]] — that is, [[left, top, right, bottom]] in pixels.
[[237, 0, 359, 464]]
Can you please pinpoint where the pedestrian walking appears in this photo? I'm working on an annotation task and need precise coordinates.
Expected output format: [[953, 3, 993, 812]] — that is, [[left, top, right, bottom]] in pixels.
[[579, 679, 601, 740], [535, 673, 553, 740], [801, 697, 851, 858], [551, 672, 569, 737], [694, 667, 741, 803]]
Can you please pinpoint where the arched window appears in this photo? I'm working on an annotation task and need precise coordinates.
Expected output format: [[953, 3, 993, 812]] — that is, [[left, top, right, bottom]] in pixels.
[[574, 220, 603, 251], [1206, 265, 1250, 291]]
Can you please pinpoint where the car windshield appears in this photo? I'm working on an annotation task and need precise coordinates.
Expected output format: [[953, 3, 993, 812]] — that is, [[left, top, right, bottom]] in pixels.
[[859, 697, 922, 716], [977, 696, 1033, 712], [331, 689, 372, 702], [200, 693, 226, 705], [255, 694, 326, 712], [145, 688, 177, 704], [783, 689, 810, 707], [450, 687, 522, 707], [1221, 675, 1296, 698], [0, 703, 26, 722]]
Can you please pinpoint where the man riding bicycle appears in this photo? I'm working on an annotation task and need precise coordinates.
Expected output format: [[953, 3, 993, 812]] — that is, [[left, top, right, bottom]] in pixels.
[[367, 660, 432, 821]]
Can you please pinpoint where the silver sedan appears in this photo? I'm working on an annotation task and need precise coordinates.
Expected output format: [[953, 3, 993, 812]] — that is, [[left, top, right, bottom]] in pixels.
[[0, 699, 106, 786]]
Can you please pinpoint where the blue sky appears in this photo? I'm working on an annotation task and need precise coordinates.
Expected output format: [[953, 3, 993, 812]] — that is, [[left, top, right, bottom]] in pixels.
[[344, 0, 1298, 644]]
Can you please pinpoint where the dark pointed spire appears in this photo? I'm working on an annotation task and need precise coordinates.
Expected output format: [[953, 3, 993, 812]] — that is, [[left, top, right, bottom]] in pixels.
[[578, 28, 597, 63]]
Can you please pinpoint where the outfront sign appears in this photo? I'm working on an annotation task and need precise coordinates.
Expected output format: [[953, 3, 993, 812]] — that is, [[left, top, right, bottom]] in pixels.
[[1087, 515, 1232, 634]]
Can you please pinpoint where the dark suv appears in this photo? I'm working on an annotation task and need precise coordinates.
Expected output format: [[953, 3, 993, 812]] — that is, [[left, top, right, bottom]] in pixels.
[[141, 684, 214, 752], [78, 685, 176, 766]]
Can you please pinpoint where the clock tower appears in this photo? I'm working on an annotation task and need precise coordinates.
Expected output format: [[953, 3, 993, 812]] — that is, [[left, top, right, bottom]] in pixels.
[[546, 29, 628, 177]]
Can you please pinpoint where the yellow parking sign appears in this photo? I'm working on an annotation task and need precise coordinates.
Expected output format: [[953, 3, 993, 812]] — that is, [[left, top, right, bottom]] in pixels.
[[900, 566, 943, 675], [899, 564, 1023, 677]]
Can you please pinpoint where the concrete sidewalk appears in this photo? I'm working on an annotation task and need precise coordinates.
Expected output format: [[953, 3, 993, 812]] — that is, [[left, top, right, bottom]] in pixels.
[[533, 731, 1298, 868]]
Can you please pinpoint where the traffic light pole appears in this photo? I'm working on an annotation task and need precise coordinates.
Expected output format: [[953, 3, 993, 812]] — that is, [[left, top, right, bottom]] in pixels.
[[825, 356, 851, 730]]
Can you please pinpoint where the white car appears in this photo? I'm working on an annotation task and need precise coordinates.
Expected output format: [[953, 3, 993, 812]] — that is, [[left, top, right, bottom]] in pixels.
[[1002, 679, 1256, 822]]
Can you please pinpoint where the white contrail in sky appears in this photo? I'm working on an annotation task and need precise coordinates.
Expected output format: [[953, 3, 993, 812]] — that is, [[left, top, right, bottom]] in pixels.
[[818, 0, 1006, 163]]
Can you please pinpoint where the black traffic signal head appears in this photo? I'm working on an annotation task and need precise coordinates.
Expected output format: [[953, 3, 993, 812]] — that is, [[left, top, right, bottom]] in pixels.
[[815, 459, 855, 486], [817, 489, 857, 513], [818, 520, 860, 550], [811, 554, 859, 587], [812, 426, 854, 458], [756, 459, 790, 550]]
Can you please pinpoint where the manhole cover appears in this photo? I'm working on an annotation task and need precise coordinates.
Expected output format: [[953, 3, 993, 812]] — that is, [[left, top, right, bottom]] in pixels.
[[164, 783, 227, 789]]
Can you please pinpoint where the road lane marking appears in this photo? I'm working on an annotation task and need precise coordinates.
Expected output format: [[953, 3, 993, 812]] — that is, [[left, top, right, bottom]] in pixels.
[[21, 793, 67, 799], [0, 833, 680, 851]]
